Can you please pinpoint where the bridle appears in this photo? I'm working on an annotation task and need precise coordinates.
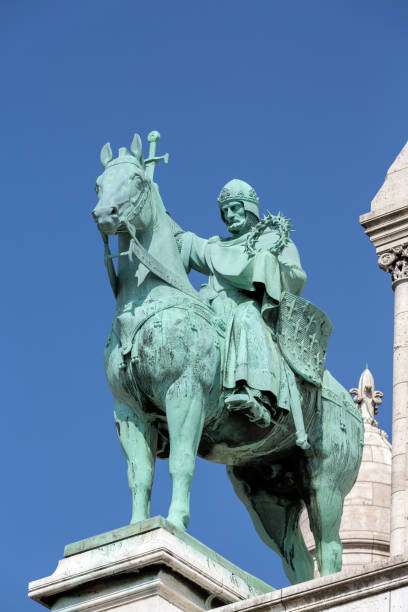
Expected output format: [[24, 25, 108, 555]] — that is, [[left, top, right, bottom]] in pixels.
[[99, 175, 152, 257], [98, 173, 201, 302]]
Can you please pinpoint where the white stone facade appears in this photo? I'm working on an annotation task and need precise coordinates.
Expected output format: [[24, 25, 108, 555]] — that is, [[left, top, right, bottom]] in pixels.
[[361, 141, 408, 557]]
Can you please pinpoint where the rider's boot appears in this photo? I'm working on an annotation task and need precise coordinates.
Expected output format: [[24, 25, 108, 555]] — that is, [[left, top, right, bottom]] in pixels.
[[225, 386, 272, 428]]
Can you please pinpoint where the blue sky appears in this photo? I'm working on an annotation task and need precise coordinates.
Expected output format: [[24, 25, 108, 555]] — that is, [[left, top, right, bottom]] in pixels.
[[2, 1, 408, 608]]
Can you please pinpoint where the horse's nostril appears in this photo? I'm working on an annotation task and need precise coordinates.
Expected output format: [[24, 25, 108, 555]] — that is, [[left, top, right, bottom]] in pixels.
[[110, 206, 118, 216]]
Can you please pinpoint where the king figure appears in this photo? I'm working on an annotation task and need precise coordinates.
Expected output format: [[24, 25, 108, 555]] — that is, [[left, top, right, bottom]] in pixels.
[[174, 179, 310, 447]]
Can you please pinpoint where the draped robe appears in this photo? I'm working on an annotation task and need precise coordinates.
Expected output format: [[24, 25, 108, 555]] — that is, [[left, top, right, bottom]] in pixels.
[[178, 229, 307, 412]]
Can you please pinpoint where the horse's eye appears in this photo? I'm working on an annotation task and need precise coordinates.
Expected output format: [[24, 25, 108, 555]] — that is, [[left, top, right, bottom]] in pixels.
[[95, 184, 99, 194]]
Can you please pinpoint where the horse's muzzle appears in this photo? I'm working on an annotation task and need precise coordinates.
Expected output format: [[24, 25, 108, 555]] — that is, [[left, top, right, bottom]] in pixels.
[[92, 205, 121, 234]]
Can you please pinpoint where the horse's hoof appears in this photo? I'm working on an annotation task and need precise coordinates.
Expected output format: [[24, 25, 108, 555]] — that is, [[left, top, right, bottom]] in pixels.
[[166, 513, 189, 532]]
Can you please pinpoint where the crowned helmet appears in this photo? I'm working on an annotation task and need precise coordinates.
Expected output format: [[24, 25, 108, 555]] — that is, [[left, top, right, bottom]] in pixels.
[[217, 179, 260, 220]]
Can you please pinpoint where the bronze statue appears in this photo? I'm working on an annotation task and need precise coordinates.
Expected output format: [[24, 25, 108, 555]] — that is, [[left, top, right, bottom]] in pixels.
[[92, 132, 363, 584]]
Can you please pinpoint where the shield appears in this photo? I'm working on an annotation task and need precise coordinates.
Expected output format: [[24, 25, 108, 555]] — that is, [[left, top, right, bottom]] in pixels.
[[277, 292, 333, 387]]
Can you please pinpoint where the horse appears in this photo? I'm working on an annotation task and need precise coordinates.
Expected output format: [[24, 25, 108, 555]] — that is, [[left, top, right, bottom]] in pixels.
[[91, 133, 363, 585]]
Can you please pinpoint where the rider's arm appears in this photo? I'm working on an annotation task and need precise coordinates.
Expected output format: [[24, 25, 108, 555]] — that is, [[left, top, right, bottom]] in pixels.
[[166, 211, 212, 275], [172, 227, 211, 276]]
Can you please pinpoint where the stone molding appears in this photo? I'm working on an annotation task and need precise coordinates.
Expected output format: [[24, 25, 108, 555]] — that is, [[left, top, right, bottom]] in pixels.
[[360, 205, 408, 255], [302, 536, 390, 561], [217, 555, 408, 611]]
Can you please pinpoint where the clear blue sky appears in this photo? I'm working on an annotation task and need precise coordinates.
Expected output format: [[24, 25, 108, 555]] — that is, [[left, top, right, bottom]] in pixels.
[[2, 1, 407, 608]]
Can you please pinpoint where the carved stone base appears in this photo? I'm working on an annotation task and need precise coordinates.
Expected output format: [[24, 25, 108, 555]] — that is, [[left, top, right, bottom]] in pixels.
[[28, 516, 273, 611]]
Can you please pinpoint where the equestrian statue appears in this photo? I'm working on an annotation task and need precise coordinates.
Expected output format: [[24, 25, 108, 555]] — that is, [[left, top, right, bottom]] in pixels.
[[92, 131, 363, 584]]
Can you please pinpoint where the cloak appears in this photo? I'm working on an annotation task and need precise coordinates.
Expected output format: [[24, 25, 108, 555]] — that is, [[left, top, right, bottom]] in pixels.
[[178, 229, 307, 413], [180, 228, 306, 305]]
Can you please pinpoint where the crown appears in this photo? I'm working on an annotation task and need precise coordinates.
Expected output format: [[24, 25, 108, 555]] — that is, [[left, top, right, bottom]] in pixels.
[[217, 179, 260, 209], [218, 186, 259, 205]]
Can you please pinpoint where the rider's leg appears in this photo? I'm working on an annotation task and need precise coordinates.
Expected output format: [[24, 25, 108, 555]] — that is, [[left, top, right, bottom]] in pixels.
[[114, 399, 157, 524], [166, 377, 205, 531], [225, 300, 310, 445], [225, 386, 272, 427], [224, 300, 278, 426]]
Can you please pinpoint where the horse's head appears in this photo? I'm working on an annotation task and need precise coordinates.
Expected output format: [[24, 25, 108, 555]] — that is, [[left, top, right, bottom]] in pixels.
[[92, 134, 149, 235]]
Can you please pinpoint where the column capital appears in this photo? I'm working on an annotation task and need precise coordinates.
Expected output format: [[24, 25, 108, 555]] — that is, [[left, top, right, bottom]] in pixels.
[[378, 244, 408, 289]]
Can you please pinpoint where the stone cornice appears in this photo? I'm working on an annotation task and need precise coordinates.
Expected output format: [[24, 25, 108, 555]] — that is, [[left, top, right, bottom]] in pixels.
[[360, 204, 408, 255]]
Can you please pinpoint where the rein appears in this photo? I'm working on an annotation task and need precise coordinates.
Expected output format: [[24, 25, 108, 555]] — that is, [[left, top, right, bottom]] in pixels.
[[101, 180, 202, 302]]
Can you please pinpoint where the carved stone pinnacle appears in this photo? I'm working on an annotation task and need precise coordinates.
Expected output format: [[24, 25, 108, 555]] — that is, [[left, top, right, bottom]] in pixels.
[[350, 366, 383, 427]]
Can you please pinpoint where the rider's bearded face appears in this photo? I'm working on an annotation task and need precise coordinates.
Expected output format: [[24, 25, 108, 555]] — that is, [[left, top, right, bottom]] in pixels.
[[221, 201, 248, 236]]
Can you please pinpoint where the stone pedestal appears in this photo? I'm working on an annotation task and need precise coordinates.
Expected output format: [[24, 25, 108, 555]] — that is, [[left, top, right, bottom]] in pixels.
[[28, 516, 273, 611]]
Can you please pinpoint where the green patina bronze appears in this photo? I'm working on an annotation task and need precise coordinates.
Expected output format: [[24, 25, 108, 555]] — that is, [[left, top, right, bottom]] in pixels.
[[92, 132, 363, 585]]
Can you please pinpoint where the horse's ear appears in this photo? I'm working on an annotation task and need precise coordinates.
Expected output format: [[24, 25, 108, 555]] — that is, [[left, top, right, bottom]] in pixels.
[[100, 142, 113, 167], [130, 133, 144, 165]]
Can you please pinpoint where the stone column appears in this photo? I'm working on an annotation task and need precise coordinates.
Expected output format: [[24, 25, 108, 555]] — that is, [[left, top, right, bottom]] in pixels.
[[360, 141, 408, 558], [378, 248, 408, 556]]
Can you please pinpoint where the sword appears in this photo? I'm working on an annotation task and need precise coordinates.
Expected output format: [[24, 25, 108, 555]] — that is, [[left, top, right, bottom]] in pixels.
[[144, 130, 169, 181]]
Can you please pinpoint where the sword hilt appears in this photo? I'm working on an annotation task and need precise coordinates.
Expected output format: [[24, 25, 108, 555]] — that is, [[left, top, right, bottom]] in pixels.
[[145, 130, 169, 180]]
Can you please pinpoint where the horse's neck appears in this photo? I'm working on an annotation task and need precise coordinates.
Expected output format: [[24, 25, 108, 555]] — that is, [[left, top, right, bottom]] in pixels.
[[116, 185, 190, 309]]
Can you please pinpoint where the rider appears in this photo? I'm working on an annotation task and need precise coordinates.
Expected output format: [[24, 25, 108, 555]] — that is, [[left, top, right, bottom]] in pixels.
[[174, 179, 308, 443]]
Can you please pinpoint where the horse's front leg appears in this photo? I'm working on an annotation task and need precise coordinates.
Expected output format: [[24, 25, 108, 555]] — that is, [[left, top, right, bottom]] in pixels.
[[114, 399, 157, 524], [165, 380, 205, 531]]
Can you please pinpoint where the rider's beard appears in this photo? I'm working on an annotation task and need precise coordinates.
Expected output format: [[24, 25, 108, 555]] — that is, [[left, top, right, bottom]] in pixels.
[[227, 217, 247, 235]]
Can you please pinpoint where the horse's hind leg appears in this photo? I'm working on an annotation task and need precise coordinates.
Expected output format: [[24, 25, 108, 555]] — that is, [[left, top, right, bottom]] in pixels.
[[304, 477, 343, 576], [114, 400, 157, 524], [301, 373, 364, 577], [227, 465, 314, 584], [166, 382, 205, 531]]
